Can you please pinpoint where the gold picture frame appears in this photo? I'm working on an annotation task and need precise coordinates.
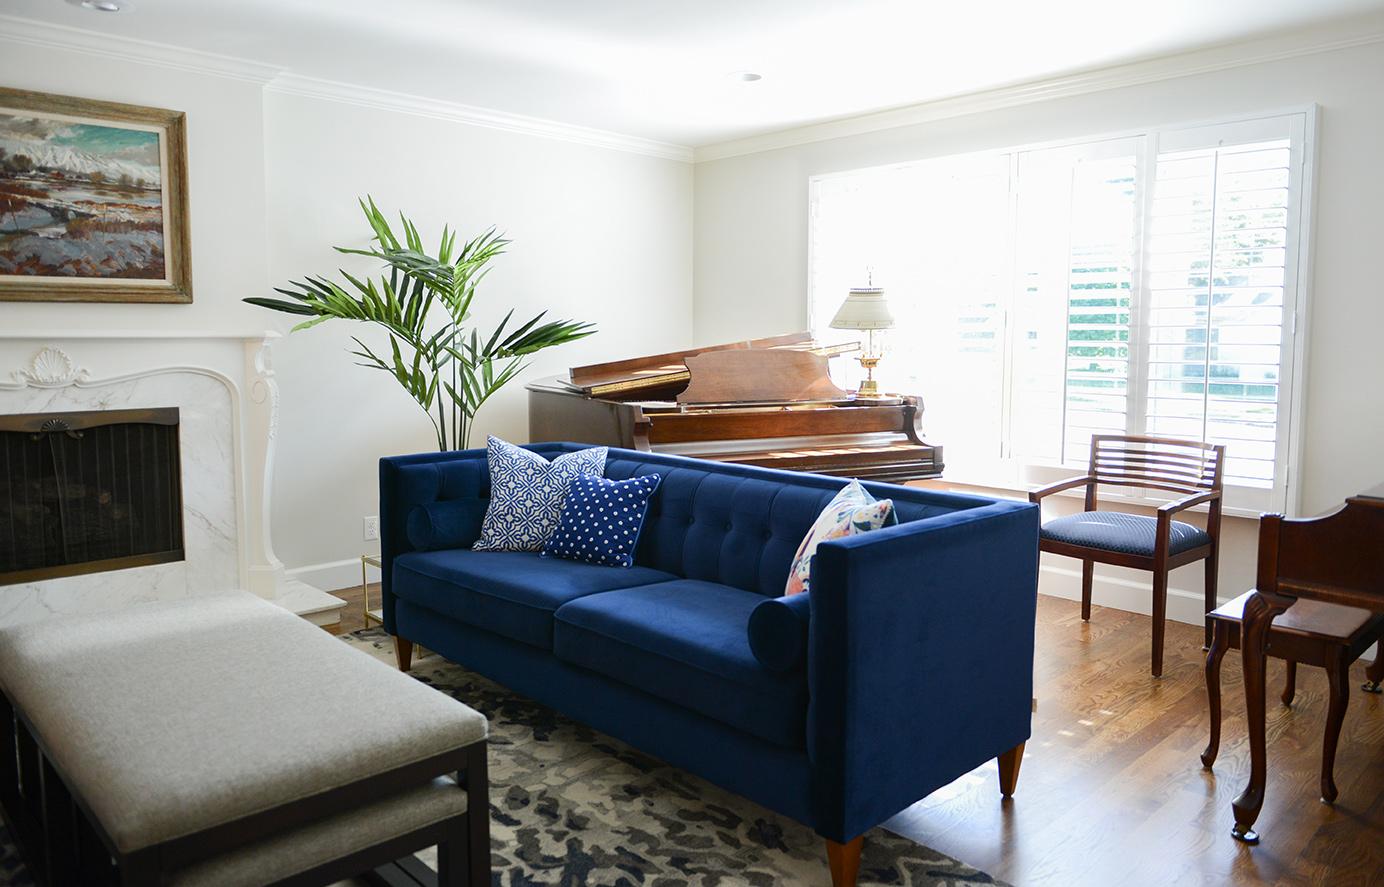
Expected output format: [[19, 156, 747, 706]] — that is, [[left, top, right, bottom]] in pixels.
[[0, 86, 192, 303]]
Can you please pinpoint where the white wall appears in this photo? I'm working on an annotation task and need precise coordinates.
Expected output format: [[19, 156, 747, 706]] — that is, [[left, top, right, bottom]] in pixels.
[[0, 41, 268, 330], [0, 35, 693, 591], [693, 41, 1384, 623], [263, 91, 692, 583]]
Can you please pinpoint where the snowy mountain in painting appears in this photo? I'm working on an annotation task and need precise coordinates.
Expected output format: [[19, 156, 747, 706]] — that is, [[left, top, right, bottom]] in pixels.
[[0, 137, 160, 185]]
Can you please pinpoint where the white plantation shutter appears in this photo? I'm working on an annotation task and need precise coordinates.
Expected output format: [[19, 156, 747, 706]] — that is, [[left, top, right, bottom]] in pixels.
[[1144, 120, 1303, 499], [1010, 141, 1141, 465], [808, 109, 1311, 513]]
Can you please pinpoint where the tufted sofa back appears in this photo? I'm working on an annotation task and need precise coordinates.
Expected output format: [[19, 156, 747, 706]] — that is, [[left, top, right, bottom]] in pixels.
[[601, 453, 979, 596], [379, 442, 992, 600]]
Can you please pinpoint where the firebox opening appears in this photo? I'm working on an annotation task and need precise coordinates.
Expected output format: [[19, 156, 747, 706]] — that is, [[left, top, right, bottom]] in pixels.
[[1, 407, 185, 585]]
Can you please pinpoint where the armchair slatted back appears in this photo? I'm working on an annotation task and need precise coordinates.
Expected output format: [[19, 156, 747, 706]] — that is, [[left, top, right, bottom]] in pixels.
[[1085, 434, 1225, 509]]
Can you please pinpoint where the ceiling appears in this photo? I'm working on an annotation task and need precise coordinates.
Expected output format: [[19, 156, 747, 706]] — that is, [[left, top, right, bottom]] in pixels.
[[7, 0, 1384, 148]]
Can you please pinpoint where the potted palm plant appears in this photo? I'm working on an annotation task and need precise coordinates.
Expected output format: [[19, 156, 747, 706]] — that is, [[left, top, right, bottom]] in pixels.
[[246, 198, 594, 450]]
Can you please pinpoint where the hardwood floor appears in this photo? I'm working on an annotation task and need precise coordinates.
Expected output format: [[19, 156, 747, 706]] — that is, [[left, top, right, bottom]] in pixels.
[[886, 595, 1384, 887], [334, 583, 1383, 886], [334, 580, 372, 635]]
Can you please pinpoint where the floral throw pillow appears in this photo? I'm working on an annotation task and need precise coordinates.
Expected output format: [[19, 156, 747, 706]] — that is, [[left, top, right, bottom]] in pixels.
[[473, 437, 608, 552], [543, 473, 662, 567], [785, 480, 896, 596]]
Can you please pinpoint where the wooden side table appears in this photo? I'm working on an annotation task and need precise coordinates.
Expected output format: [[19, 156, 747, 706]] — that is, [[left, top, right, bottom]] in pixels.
[[1202, 590, 1384, 804], [1232, 487, 1384, 843]]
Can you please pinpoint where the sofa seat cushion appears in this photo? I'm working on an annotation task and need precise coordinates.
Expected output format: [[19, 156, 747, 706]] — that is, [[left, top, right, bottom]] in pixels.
[[552, 581, 808, 748], [1041, 510, 1211, 557], [392, 549, 677, 649]]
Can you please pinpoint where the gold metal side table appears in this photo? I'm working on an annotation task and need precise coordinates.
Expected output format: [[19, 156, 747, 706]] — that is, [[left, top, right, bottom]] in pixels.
[[360, 554, 385, 628], [360, 554, 427, 659]]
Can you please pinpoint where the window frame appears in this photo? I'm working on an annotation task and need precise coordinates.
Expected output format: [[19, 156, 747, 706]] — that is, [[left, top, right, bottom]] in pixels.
[[806, 104, 1318, 519]]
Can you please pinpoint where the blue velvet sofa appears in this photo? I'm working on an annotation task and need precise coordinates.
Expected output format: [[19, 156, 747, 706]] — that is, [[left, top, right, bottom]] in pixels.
[[380, 443, 1040, 885]]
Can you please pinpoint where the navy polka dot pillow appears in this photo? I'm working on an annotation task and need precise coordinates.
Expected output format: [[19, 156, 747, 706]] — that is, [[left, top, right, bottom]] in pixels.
[[542, 473, 662, 568]]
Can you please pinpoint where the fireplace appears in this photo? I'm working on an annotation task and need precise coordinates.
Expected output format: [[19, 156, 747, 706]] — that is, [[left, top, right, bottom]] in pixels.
[[1, 408, 184, 585]]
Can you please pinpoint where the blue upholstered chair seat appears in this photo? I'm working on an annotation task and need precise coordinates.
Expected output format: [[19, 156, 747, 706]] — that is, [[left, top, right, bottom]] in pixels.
[[1040, 511, 1211, 556], [554, 580, 808, 748], [391, 550, 677, 649]]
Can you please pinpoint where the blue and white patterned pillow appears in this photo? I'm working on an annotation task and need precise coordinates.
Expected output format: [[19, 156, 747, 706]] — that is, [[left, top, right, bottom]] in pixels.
[[543, 473, 662, 567], [473, 437, 608, 552]]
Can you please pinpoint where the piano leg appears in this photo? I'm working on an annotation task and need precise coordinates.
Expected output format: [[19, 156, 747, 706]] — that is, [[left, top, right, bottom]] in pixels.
[[1231, 589, 1293, 844]]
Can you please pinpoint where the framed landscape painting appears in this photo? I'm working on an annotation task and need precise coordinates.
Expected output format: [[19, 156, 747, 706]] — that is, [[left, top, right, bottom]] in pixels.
[[0, 87, 191, 303]]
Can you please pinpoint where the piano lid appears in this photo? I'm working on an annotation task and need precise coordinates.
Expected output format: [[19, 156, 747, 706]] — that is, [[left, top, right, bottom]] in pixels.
[[678, 348, 847, 404], [567, 331, 859, 400]]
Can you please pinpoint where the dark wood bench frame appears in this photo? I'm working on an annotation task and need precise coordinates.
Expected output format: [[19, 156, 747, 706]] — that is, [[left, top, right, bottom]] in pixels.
[[0, 689, 489, 887]]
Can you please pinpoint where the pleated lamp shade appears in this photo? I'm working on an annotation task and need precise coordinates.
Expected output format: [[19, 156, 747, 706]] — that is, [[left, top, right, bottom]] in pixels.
[[829, 287, 894, 330]]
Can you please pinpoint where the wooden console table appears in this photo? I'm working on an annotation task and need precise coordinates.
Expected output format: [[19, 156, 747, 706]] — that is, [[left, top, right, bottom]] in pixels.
[[1231, 484, 1384, 843]]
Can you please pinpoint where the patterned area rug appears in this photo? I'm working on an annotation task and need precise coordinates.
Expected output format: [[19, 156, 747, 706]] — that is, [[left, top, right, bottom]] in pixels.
[[0, 628, 1004, 886]]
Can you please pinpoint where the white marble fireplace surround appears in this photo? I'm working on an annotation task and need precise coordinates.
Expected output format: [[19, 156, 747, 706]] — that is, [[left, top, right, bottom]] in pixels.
[[0, 331, 344, 629]]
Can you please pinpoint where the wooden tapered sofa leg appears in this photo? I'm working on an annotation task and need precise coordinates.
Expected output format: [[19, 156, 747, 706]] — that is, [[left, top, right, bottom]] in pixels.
[[998, 741, 1025, 797], [393, 635, 414, 673], [826, 836, 863, 887]]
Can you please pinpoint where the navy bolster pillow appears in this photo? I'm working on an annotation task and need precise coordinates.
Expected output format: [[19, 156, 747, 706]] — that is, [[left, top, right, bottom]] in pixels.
[[407, 500, 483, 552], [748, 593, 812, 672]]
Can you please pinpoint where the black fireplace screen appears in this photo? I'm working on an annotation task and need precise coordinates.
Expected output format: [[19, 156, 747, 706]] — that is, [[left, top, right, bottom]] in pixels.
[[0, 408, 184, 585]]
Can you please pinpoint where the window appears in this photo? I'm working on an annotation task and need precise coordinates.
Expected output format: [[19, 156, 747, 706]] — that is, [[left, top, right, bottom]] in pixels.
[[809, 110, 1312, 515]]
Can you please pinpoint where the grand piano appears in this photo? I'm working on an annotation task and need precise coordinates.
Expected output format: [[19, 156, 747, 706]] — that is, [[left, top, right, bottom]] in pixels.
[[526, 332, 944, 482]]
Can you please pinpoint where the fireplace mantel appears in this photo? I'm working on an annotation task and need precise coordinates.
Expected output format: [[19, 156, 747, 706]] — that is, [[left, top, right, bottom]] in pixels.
[[0, 331, 344, 629]]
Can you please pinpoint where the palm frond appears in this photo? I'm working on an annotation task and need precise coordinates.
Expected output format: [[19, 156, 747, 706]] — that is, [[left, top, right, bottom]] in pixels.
[[244, 197, 596, 449]]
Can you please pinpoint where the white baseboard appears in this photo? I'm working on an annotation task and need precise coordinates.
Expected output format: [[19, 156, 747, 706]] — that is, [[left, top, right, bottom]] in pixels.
[[1038, 563, 1213, 625], [286, 557, 379, 595], [1038, 564, 1376, 662]]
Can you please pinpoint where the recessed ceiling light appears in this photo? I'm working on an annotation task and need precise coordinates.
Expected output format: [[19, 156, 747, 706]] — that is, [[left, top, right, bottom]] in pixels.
[[71, 0, 129, 11], [729, 72, 763, 83]]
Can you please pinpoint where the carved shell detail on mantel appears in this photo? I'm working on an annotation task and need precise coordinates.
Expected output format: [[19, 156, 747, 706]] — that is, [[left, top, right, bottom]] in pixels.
[[12, 346, 92, 388]]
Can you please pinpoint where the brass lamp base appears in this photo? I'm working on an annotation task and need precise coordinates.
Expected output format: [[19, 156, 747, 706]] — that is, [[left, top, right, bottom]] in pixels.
[[855, 355, 888, 398]]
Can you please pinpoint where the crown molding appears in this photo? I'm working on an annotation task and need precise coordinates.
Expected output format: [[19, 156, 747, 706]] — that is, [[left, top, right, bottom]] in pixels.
[[0, 13, 283, 83], [1, 330, 280, 341], [265, 74, 694, 163], [694, 18, 1384, 163], [0, 14, 693, 162]]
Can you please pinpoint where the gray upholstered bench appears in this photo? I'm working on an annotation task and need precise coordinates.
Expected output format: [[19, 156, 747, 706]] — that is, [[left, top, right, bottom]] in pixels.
[[0, 593, 489, 887]]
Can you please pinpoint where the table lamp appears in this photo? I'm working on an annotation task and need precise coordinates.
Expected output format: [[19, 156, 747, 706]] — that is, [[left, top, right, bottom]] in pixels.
[[829, 285, 895, 398]]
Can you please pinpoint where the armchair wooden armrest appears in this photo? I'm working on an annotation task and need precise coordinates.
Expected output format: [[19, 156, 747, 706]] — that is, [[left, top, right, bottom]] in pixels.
[[1028, 476, 1093, 504], [1157, 489, 1221, 518]]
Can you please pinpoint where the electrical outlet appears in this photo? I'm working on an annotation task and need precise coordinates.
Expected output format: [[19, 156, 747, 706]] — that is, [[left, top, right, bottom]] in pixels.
[[363, 516, 380, 542]]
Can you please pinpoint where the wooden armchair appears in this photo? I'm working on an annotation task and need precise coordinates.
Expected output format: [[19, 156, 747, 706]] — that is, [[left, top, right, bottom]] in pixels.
[[1029, 434, 1226, 677]]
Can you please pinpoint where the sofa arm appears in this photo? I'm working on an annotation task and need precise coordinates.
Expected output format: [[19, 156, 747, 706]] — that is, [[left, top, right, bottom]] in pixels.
[[378, 449, 492, 633], [805, 499, 1039, 842]]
